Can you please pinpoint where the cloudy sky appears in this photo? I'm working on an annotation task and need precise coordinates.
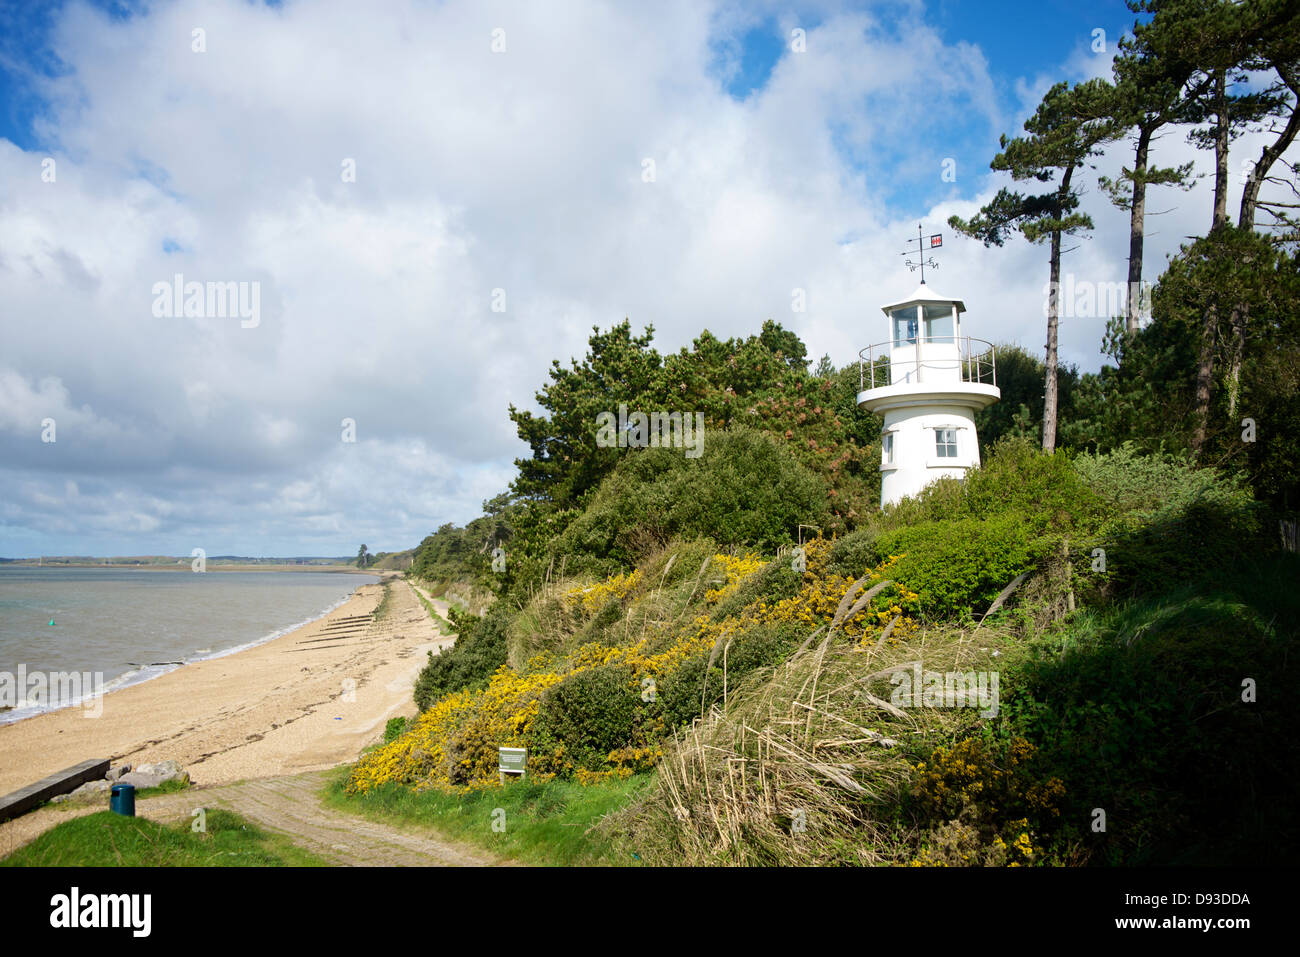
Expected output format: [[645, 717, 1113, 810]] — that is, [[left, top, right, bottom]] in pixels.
[[0, 0, 1293, 557]]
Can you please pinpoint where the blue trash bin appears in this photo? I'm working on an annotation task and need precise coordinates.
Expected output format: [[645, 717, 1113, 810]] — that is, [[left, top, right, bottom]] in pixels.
[[109, 783, 135, 817]]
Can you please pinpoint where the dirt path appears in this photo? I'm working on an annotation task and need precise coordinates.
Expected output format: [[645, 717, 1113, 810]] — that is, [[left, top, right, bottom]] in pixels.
[[410, 580, 453, 618], [1, 581, 493, 866], [1, 769, 498, 866]]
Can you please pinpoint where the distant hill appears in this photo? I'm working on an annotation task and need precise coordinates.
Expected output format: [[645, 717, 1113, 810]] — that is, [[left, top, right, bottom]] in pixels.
[[365, 549, 416, 571]]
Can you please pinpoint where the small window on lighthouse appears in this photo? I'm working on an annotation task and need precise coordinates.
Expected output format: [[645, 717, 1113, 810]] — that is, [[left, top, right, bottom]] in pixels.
[[891, 307, 918, 346], [923, 305, 955, 342], [935, 428, 958, 458], [882, 432, 894, 464]]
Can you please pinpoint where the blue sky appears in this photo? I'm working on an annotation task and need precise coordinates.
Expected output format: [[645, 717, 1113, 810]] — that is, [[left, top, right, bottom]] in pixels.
[[0, 0, 1286, 556]]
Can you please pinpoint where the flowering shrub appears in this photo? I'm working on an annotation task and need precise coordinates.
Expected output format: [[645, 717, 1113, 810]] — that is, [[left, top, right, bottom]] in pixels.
[[565, 569, 642, 617], [754, 540, 920, 643], [908, 736, 1066, 866], [704, 553, 768, 603], [350, 543, 925, 795], [349, 666, 566, 794]]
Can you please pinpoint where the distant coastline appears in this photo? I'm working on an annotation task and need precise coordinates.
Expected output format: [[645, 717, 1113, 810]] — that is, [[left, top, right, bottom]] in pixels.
[[0, 563, 375, 573]]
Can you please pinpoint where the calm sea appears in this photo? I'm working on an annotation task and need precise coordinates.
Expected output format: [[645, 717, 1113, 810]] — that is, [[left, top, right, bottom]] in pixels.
[[0, 566, 378, 724]]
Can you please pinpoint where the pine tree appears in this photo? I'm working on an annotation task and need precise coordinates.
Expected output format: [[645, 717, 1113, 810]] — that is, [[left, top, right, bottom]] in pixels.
[[1101, 9, 1200, 334], [950, 78, 1124, 452], [1135, 0, 1299, 448]]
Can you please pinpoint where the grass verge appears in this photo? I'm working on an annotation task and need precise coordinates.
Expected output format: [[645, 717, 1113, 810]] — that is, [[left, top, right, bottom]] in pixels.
[[322, 768, 651, 866], [410, 582, 453, 631], [134, 778, 192, 800], [36, 776, 192, 815], [2, 808, 328, 867], [373, 581, 394, 622]]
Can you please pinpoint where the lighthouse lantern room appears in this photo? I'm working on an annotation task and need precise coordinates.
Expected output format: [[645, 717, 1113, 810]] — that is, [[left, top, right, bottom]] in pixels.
[[857, 273, 1000, 508]]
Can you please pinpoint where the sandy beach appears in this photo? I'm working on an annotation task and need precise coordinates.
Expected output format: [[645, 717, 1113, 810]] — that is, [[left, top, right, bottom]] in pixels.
[[0, 577, 451, 796]]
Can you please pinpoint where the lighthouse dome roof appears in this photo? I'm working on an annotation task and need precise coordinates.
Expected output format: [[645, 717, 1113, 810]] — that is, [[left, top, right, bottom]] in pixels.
[[880, 282, 966, 315]]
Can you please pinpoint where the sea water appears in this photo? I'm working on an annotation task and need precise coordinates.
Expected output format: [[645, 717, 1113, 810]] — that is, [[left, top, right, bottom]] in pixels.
[[0, 566, 378, 724]]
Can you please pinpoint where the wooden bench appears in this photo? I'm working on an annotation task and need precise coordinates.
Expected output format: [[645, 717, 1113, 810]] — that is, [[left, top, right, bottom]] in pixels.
[[0, 758, 110, 823]]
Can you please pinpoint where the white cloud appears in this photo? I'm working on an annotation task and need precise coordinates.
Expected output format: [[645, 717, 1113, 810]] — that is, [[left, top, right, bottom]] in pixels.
[[0, 0, 1294, 555]]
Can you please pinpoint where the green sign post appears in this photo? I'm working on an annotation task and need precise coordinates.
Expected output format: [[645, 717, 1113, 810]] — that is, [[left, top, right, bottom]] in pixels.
[[498, 747, 527, 785]]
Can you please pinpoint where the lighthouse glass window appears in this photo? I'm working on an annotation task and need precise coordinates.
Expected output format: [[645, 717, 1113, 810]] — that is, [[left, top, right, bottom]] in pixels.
[[935, 428, 958, 458], [923, 305, 955, 342], [891, 307, 919, 346]]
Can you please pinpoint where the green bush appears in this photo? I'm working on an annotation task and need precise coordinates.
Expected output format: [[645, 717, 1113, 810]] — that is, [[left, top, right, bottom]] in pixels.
[[413, 603, 511, 710], [875, 475, 967, 531], [866, 437, 1104, 545], [656, 655, 711, 730], [960, 436, 1104, 534], [1073, 443, 1262, 595], [996, 557, 1300, 864], [530, 665, 647, 769], [827, 527, 881, 579], [530, 664, 644, 770], [384, 717, 408, 743], [876, 513, 1045, 620], [529, 619, 800, 771], [550, 427, 829, 577], [655, 622, 800, 730], [1073, 442, 1256, 518], [833, 438, 1112, 619]]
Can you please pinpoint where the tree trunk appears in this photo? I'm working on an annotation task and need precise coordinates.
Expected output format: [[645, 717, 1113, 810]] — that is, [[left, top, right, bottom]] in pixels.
[[1043, 226, 1061, 453], [1212, 69, 1229, 231], [1192, 302, 1218, 456], [1226, 304, 1246, 421], [1126, 126, 1152, 334], [1193, 68, 1231, 453], [1240, 67, 1300, 231], [1230, 72, 1298, 421]]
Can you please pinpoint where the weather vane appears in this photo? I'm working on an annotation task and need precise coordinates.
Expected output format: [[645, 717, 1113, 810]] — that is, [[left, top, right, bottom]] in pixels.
[[901, 224, 942, 284]]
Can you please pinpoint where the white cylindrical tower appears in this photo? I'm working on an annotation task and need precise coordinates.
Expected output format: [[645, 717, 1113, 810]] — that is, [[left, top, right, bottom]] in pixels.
[[857, 284, 1000, 507]]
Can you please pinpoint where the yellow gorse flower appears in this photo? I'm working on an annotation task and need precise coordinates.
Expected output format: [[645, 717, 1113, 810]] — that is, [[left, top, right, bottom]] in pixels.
[[563, 569, 642, 616], [703, 553, 768, 603]]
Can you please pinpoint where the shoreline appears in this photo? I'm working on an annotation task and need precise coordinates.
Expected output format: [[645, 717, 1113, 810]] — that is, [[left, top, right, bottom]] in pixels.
[[0, 576, 448, 797], [0, 570, 389, 726], [0, 592, 355, 727], [0, 564, 379, 573]]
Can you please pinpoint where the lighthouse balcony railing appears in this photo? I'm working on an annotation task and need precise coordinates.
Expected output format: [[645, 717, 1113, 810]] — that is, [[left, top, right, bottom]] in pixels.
[[858, 336, 997, 391]]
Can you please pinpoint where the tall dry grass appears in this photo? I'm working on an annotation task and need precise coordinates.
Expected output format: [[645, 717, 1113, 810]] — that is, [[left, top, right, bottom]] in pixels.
[[606, 604, 1011, 865]]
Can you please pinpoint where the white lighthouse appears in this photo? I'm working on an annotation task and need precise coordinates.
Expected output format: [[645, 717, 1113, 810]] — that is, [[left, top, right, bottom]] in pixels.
[[857, 281, 999, 507]]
